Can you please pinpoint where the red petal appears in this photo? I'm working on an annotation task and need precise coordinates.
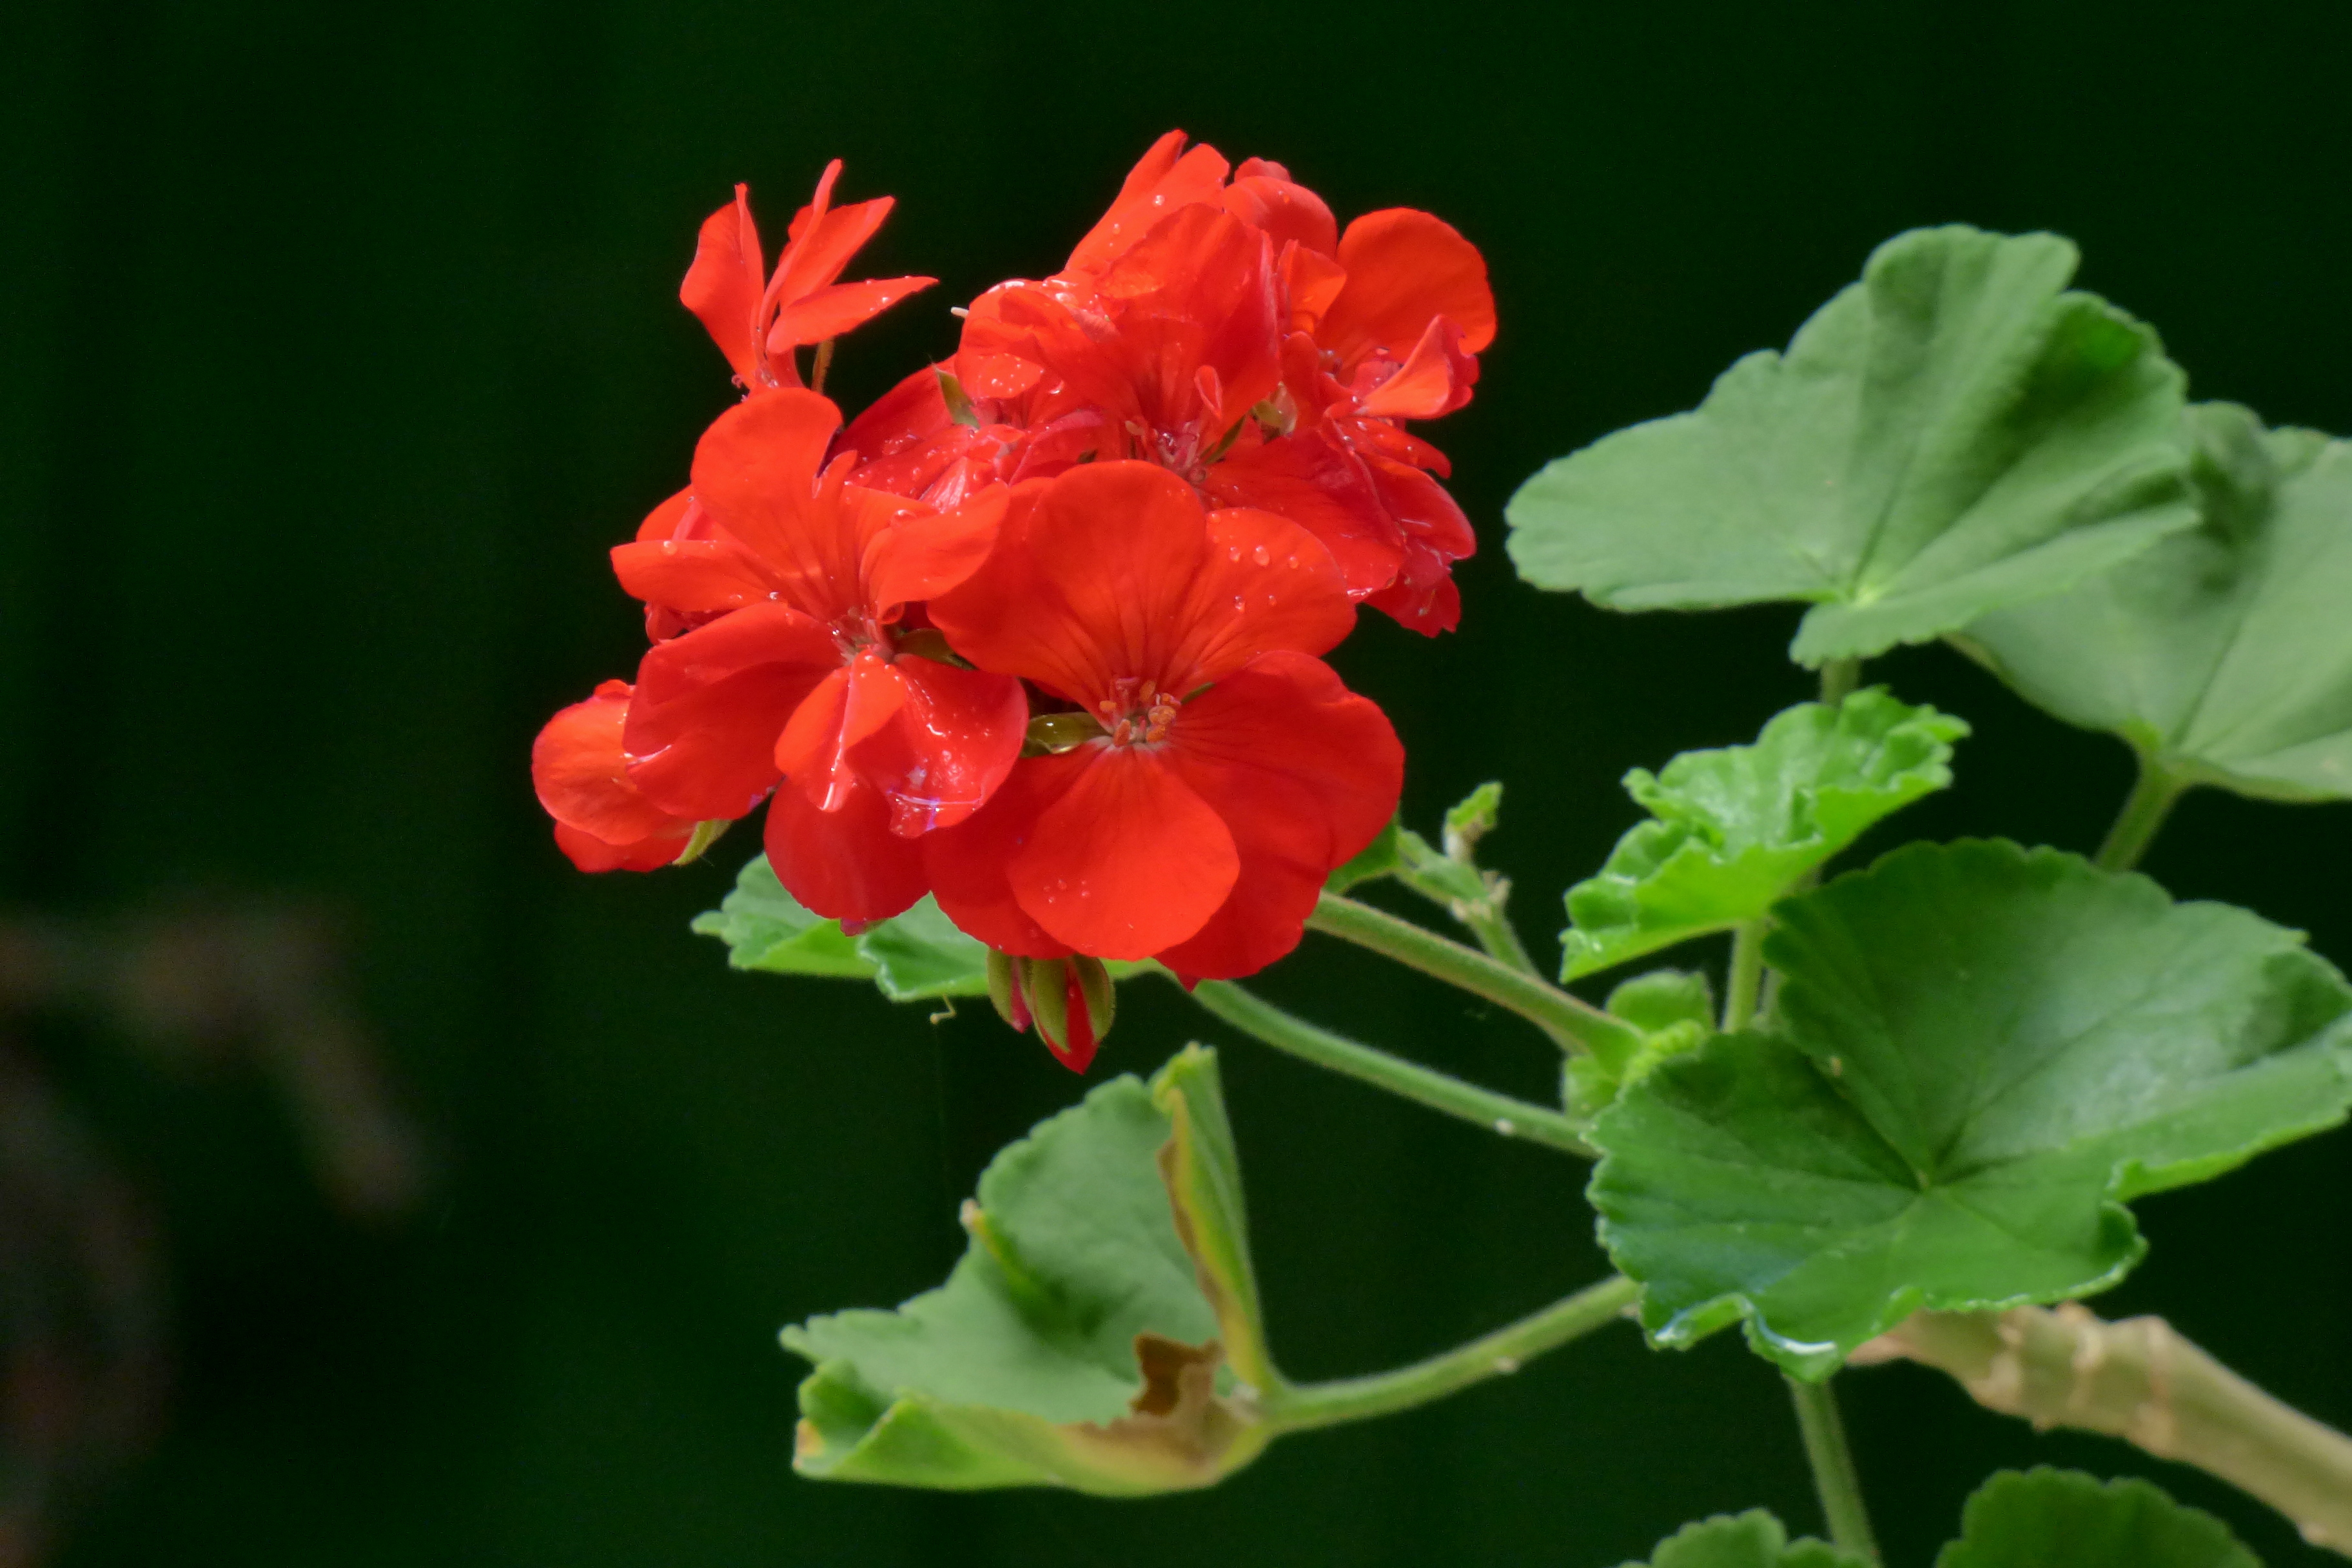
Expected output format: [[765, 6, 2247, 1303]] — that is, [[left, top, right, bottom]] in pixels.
[[1353, 316, 1481, 421], [1171, 505, 1357, 681], [1013, 746, 1238, 960], [768, 275, 937, 352], [861, 484, 1008, 607], [634, 487, 705, 544], [1205, 429, 1403, 600], [1155, 652, 1403, 978], [763, 774, 928, 922], [926, 464, 1205, 703], [609, 537, 775, 615], [774, 657, 906, 811], [1223, 173, 1338, 257], [1321, 210, 1496, 371], [679, 184, 766, 384], [533, 681, 701, 845], [840, 364, 950, 463], [771, 191, 894, 306], [623, 601, 837, 819], [1066, 132, 1231, 275], [689, 389, 863, 618], [923, 758, 1077, 959], [852, 654, 1028, 835], [554, 820, 687, 873]]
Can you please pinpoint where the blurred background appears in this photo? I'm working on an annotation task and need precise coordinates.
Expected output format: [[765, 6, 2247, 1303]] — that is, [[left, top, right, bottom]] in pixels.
[[4, 1, 2350, 1562]]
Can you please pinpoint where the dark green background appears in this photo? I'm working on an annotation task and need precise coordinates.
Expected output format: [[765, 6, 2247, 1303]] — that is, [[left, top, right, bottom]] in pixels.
[[6, 1, 2350, 1562]]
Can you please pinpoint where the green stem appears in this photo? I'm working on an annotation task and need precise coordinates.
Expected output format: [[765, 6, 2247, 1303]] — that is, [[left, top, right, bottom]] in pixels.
[[1723, 917, 1767, 1033], [2094, 757, 2186, 873], [1173, 974, 1594, 1157], [1264, 1275, 1638, 1431], [1817, 657, 1863, 706], [1785, 1375, 1881, 1564], [1308, 892, 1641, 1060]]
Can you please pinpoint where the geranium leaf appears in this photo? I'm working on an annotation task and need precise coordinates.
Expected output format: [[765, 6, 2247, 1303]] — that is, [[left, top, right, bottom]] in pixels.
[[1619, 1511, 1863, 1568], [1937, 1469, 2260, 1568], [783, 1046, 1277, 1494], [1560, 691, 1968, 980], [1326, 818, 1403, 893], [690, 854, 876, 980], [1506, 226, 2195, 665], [1591, 841, 2352, 1378], [856, 897, 994, 1000], [1961, 402, 2352, 801]]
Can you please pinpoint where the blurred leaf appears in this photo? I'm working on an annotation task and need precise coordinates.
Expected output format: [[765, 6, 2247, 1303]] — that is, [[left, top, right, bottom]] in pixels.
[[1605, 970, 1716, 1035], [690, 855, 875, 979], [1507, 226, 2195, 665], [1618, 1511, 1863, 1568], [1568, 970, 1718, 1124], [1937, 1469, 2260, 1568], [1961, 403, 2352, 801], [1560, 691, 1967, 980], [1591, 841, 2352, 1378], [783, 1046, 1275, 1493], [858, 897, 993, 999]]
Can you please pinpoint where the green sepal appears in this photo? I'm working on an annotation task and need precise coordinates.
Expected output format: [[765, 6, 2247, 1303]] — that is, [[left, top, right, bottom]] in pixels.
[[1506, 226, 2195, 665], [783, 1046, 1279, 1494], [1961, 402, 2352, 801], [695, 856, 1139, 1002], [1326, 818, 1403, 893], [1560, 690, 1968, 980], [1937, 1468, 2260, 1568], [1618, 1511, 1864, 1568], [1591, 840, 2352, 1378]]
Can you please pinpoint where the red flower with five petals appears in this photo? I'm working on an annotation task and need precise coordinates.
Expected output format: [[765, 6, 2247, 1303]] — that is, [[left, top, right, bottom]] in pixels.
[[680, 162, 936, 397], [921, 462, 1401, 980], [612, 389, 1026, 919]]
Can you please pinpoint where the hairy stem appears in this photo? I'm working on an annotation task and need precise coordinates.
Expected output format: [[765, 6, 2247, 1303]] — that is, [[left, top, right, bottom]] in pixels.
[[2095, 758, 2186, 873], [1264, 1275, 1638, 1431], [1307, 892, 1641, 1060], [1171, 972, 1594, 1157], [1723, 917, 1768, 1033], [1785, 1374, 1882, 1564], [1858, 1306, 2352, 1558]]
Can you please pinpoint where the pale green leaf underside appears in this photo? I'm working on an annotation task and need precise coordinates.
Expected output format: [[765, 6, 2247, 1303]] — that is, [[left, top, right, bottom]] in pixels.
[[1937, 1469, 2260, 1568], [1505, 225, 2195, 665], [1962, 402, 2352, 801], [693, 856, 1135, 1001], [1622, 1511, 1863, 1568], [1592, 840, 2352, 1378], [785, 1046, 1269, 1494], [1561, 689, 1967, 980]]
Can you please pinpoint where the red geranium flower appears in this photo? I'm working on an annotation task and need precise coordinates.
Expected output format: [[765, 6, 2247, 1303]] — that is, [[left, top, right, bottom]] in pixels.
[[921, 462, 1401, 981], [680, 161, 936, 397], [532, 680, 703, 872], [610, 389, 1026, 920]]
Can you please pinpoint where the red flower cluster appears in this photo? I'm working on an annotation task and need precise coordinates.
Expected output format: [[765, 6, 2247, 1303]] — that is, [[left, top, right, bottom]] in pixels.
[[533, 135, 1494, 1064]]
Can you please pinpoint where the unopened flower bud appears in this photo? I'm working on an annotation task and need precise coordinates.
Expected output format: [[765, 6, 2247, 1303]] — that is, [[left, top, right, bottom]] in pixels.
[[985, 948, 1031, 1032], [1007, 954, 1117, 1073]]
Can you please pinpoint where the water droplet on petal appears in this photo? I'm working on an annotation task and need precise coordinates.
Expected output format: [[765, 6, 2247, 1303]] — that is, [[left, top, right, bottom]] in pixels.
[[1252, 544, 1271, 565]]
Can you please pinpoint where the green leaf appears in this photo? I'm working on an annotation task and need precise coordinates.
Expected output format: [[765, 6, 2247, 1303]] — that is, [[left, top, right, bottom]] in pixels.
[[1937, 1468, 2260, 1568], [1619, 1511, 1863, 1568], [1560, 690, 1968, 980], [691, 854, 875, 980], [1961, 402, 2352, 801], [695, 856, 1139, 1002], [783, 1046, 1275, 1493], [1591, 840, 2352, 1378], [1506, 226, 2195, 665]]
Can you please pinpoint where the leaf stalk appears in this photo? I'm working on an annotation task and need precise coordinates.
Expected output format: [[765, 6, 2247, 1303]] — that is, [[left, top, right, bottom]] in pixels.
[[1306, 891, 1641, 1059], [2095, 758, 2186, 872], [1785, 1373, 1882, 1564], [1169, 972, 1593, 1157], [1262, 1275, 1638, 1432]]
